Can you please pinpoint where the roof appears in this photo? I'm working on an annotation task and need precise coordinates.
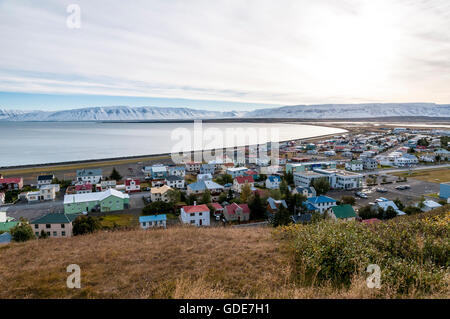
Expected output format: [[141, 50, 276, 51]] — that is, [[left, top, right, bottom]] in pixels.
[[295, 186, 315, 194], [0, 232, 12, 244], [31, 213, 79, 224], [331, 204, 357, 219], [188, 180, 224, 191], [150, 185, 173, 194], [0, 221, 19, 232], [38, 175, 54, 181], [0, 178, 22, 184], [307, 196, 337, 204], [151, 166, 167, 173], [423, 200, 442, 208], [75, 183, 92, 191], [211, 203, 223, 210], [182, 204, 210, 214], [168, 166, 185, 171], [245, 170, 259, 175], [235, 176, 254, 184], [125, 178, 140, 186], [226, 167, 248, 172], [139, 214, 167, 222], [165, 175, 184, 181], [267, 175, 281, 183], [64, 188, 129, 204], [76, 169, 102, 177], [267, 197, 287, 210], [225, 203, 250, 215]]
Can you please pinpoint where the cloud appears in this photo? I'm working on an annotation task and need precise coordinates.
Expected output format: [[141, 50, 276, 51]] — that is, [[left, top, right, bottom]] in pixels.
[[0, 0, 449, 109]]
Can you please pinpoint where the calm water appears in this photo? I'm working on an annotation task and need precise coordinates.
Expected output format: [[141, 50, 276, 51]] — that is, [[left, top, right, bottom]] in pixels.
[[0, 122, 346, 167]]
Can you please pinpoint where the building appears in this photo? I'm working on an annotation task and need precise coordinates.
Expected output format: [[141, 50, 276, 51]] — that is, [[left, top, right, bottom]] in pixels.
[[165, 175, 185, 189], [362, 158, 378, 170], [0, 192, 4, 205], [31, 213, 79, 238], [26, 184, 59, 202], [295, 168, 363, 190], [0, 177, 23, 191], [376, 199, 405, 215], [168, 166, 186, 177], [37, 175, 54, 188], [394, 154, 418, 167], [244, 170, 260, 180], [233, 176, 255, 193], [200, 164, 215, 175], [197, 173, 213, 181], [330, 204, 357, 221], [64, 189, 130, 214], [419, 200, 442, 212], [180, 204, 210, 226], [305, 196, 337, 214], [125, 178, 140, 193], [185, 162, 202, 173], [146, 165, 168, 179], [186, 180, 224, 198], [139, 215, 167, 229], [345, 160, 363, 171], [0, 232, 12, 244], [223, 203, 250, 222], [226, 167, 248, 178], [286, 161, 336, 174], [292, 186, 316, 198], [75, 183, 92, 194], [0, 212, 18, 234], [98, 180, 117, 191], [439, 182, 450, 200], [76, 169, 102, 184], [150, 185, 173, 202], [265, 175, 281, 189], [294, 171, 326, 188], [266, 197, 288, 215], [211, 203, 224, 218]]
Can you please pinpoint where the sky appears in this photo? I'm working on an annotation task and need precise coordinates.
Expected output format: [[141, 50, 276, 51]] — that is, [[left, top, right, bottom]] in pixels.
[[0, 0, 449, 111]]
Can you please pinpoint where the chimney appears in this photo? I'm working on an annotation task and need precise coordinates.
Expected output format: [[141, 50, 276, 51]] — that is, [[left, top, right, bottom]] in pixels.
[[194, 201, 197, 206]]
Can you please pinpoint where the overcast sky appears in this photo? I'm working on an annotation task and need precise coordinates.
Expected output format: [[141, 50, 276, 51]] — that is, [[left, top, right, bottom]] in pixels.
[[0, 0, 449, 111]]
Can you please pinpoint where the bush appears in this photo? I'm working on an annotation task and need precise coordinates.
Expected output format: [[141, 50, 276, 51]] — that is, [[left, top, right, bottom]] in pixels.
[[274, 210, 450, 296], [73, 215, 102, 236], [142, 201, 174, 215], [10, 222, 35, 242]]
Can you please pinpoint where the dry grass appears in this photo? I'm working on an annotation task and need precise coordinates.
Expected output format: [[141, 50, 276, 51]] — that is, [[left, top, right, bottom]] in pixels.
[[392, 167, 450, 183]]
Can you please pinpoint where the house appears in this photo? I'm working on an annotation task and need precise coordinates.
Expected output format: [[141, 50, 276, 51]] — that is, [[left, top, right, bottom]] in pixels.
[[75, 183, 92, 194], [150, 185, 173, 202], [0, 212, 19, 234], [394, 154, 418, 167], [266, 197, 288, 215], [185, 162, 202, 173], [286, 161, 336, 174], [211, 203, 224, 218], [37, 175, 54, 188], [165, 175, 185, 189], [223, 203, 250, 222], [197, 173, 213, 181], [76, 169, 102, 184], [305, 196, 337, 214], [419, 155, 435, 163], [434, 149, 450, 158], [0, 232, 12, 244], [0, 177, 23, 191], [200, 164, 215, 175], [294, 171, 327, 188], [26, 184, 59, 202], [265, 175, 281, 189], [64, 189, 130, 214], [186, 180, 224, 199], [418, 200, 442, 212], [168, 166, 186, 177], [125, 178, 140, 193], [98, 180, 117, 191], [31, 213, 79, 238], [375, 199, 405, 215], [180, 203, 210, 226], [147, 165, 168, 179], [292, 186, 316, 198], [362, 158, 378, 170], [439, 182, 450, 200], [345, 160, 363, 171], [324, 150, 336, 156], [330, 204, 357, 221], [244, 170, 260, 180], [226, 167, 248, 178], [233, 176, 255, 193], [139, 214, 167, 229]]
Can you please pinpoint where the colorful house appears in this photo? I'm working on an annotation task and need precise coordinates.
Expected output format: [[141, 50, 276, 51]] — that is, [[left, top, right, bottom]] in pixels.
[[125, 178, 140, 193], [64, 189, 130, 214], [330, 204, 357, 221], [233, 176, 255, 193], [223, 203, 250, 222], [0, 177, 23, 191], [139, 214, 167, 229], [180, 204, 210, 226], [31, 213, 79, 238], [76, 169, 102, 184]]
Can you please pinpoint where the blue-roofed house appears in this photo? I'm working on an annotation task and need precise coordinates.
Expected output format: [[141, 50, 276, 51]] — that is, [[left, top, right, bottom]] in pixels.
[[200, 164, 215, 175], [139, 214, 167, 229], [439, 182, 450, 201], [168, 166, 186, 178], [266, 197, 288, 217], [292, 186, 316, 198], [376, 199, 405, 215], [187, 180, 224, 200], [0, 232, 12, 244], [265, 175, 281, 189], [306, 195, 337, 214]]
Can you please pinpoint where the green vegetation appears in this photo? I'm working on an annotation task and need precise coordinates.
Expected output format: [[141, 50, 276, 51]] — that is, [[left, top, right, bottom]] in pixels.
[[142, 201, 174, 216], [215, 174, 233, 185], [109, 167, 122, 181], [10, 221, 35, 242], [275, 209, 450, 296], [73, 215, 102, 236], [98, 214, 136, 228], [311, 177, 330, 195], [341, 195, 356, 206]]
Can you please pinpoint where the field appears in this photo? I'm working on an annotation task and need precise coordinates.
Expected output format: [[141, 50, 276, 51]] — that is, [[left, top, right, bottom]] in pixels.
[[98, 214, 138, 228], [0, 208, 448, 299], [392, 167, 450, 183]]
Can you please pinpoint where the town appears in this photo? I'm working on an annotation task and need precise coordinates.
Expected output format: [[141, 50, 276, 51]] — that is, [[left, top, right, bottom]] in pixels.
[[1, 125, 450, 243]]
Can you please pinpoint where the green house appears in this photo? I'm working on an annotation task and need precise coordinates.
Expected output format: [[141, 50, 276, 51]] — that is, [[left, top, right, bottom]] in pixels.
[[64, 189, 130, 214], [0, 221, 19, 233], [331, 204, 357, 221]]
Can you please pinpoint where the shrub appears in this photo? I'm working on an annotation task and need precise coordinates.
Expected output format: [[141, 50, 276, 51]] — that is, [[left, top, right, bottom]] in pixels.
[[10, 222, 35, 242], [73, 215, 102, 236]]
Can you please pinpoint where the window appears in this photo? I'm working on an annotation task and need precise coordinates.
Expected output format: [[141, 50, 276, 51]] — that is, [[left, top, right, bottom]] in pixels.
[[53, 231, 57, 237], [142, 222, 146, 226], [190, 220, 195, 224], [61, 224, 65, 228], [34, 224, 38, 229], [199, 212, 202, 216], [62, 231, 66, 236], [46, 224, 51, 229], [46, 232, 50, 236], [35, 232, 39, 237]]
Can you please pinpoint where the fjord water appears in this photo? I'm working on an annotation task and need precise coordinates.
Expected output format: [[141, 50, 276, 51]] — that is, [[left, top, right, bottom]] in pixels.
[[0, 122, 346, 167]]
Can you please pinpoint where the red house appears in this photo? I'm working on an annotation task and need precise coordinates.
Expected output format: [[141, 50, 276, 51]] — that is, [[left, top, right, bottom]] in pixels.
[[0, 177, 23, 191], [125, 178, 141, 193]]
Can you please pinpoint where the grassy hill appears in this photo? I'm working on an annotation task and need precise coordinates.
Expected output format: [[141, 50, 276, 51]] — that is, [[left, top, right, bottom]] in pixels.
[[0, 209, 448, 299]]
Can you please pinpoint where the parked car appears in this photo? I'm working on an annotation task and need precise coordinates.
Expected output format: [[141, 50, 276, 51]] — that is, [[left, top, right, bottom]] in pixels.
[[355, 191, 368, 198], [376, 187, 388, 193]]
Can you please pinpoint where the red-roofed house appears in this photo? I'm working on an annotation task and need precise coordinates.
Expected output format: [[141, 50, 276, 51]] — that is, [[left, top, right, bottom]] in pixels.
[[210, 203, 224, 218], [0, 178, 23, 191], [75, 183, 92, 194], [233, 176, 255, 193], [125, 178, 140, 193], [223, 203, 250, 222], [180, 203, 210, 226]]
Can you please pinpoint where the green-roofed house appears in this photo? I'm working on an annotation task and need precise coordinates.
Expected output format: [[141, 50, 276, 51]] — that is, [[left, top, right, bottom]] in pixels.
[[31, 213, 80, 238], [0, 211, 19, 233], [330, 204, 357, 221]]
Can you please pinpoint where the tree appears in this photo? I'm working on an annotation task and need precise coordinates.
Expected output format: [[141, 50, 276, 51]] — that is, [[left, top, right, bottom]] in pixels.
[[269, 189, 282, 200], [240, 184, 252, 203], [311, 177, 330, 195], [271, 205, 292, 227], [110, 167, 122, 181], [404, 206, 422, 215], [200, 190, 211, 204], [357, 205, 378, 220], [341, 195, 356, 206], [393, 198, 405, 211], [417, 196, 426, 210], [186, 194, 198, 205], [435, 155, 441, 163], [73, 216, 102, 236], [216, 174, 233, 185], [286, 193, 306, 215], [10, 221, 35, 242], [142, 201, 174, 215], [39, 229, 49, 239], [283, 171, 294, 185], [417, 138, 429, 147], [218, 192, 227, 203], [227, 189, 234, 201], [384, 206, 397, 220], [279, 180, 289, 198], [248, 192, 265, 220], [167, 189, 181, 204]]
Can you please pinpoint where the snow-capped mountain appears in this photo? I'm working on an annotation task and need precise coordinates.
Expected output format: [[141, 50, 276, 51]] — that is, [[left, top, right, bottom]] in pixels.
[[1, 103, 449, 121], [245, 103, 450, 119]]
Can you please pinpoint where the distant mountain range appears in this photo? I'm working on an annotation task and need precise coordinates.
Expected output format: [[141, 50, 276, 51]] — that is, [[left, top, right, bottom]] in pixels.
[[1, 103, 450, 121]]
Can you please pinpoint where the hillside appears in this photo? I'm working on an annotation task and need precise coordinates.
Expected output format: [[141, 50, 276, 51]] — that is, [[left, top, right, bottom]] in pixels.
[[0, 210, 448, 299]]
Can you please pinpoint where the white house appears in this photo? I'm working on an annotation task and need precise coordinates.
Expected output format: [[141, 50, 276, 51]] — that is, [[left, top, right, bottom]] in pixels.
[[292, 186, 316, 198], [418, 200, 442, 212], [197, 173, 213, 181], [185, 162, 202, 173], [394, 154, 418, 167], [345, 160, 363, 171], [265, 175, 281, 189], [37, 175, 54, 188], [232, 176, 255, 193], [165, 175, 185, 189], [125, 178, 140, 193], [180, 203, 210, 226], [76, 169, 102, 184], [226, 167, 248, 178], [139, 214, 167, 229], [168, 166, 186, 177], [306, 196, 337, 214], [26, 184, 59, 202]]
